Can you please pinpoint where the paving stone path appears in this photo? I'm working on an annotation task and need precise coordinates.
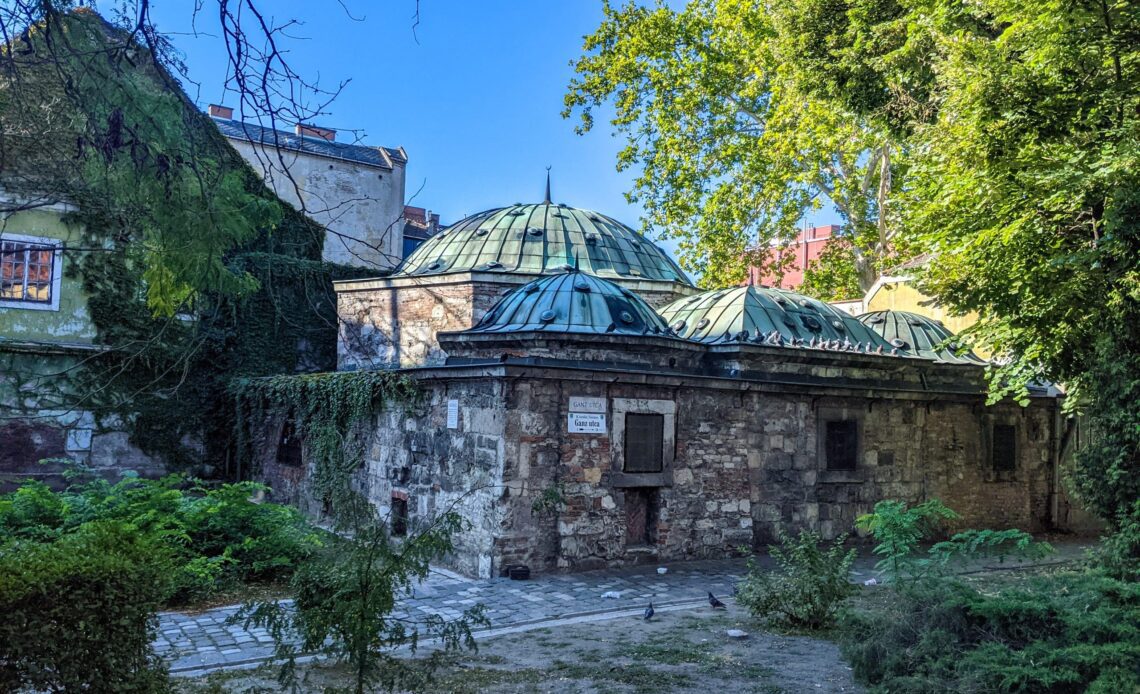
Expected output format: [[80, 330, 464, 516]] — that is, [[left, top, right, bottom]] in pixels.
[[158, 540, 1092, 675], [158, 558, 757, 674]]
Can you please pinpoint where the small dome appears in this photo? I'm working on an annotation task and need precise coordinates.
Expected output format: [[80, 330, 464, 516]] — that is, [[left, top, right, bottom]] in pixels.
[[467, 269, 675, 337], [660, 286, 896, 352], [396, 202, 692, 285], [858, 311, 985, 364]]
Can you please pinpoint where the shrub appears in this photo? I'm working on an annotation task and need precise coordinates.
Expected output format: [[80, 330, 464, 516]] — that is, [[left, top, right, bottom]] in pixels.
[[239, 511, 487, 693], [0, 521, 171, 692], [1096, 500, 1140, 582], [0, 474, 322, 604], [857, 499, 1052, 583], [855, 499, 958, 583], [736, 528, 857, 629], [839, 572, 1140, 693]]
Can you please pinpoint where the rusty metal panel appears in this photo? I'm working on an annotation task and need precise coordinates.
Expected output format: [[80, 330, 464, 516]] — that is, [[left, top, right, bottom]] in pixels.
[[624, 413, 664, 473]]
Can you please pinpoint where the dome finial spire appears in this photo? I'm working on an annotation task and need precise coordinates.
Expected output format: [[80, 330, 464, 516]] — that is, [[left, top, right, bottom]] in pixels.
[[544, 166, 552, 204]]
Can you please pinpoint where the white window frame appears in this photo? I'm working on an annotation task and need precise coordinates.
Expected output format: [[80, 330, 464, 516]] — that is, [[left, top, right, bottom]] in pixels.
[[0, 233, 63, 312]]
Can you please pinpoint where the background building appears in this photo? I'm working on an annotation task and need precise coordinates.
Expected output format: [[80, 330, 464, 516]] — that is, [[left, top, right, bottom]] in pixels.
[[210, 104, 410, 270], [745, 224, 840, 290]]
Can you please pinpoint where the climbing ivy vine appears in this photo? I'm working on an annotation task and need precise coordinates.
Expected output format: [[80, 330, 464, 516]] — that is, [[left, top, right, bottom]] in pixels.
[[233, 370, 420, 510], [1, 11, 376, 473]]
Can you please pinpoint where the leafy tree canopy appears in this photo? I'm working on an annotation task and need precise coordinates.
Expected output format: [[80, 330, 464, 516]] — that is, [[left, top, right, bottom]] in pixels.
[[565, 0, 901, 292]]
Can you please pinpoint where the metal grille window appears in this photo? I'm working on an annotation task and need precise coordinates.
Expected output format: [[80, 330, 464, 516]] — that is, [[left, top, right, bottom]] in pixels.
[[624, 413, 664, 473], [825, 420, 858, 471], [0, 240, 55, 303], [993, 424, 1016, 471]]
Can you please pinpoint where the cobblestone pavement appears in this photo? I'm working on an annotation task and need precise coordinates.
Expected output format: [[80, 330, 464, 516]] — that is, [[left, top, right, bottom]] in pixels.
[[158, 540, 1093, 675], [158, 557, 755, 674]]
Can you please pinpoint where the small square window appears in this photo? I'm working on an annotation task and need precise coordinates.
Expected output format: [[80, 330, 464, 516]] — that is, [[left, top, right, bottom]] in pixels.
[[993, 424, 1016, 472], [624, 413, 664, 473], [825, 420, 858, 471]]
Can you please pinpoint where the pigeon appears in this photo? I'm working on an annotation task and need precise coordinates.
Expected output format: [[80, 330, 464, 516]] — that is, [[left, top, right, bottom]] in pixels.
[[708, 592, 727, 609], [644, 602, 655, 621]]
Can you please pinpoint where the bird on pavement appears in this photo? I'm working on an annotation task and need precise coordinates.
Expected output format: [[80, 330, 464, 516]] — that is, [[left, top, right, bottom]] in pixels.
[[644, 602, 655, 621], [709, 592, 727, 609]]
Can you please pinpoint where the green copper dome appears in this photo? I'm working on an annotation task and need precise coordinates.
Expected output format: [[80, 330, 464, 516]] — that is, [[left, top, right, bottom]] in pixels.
[[660, 286, 899, 353], [466, 269, 675, 337], [858, 310, 985, 364], [396, 202, 693, 285]]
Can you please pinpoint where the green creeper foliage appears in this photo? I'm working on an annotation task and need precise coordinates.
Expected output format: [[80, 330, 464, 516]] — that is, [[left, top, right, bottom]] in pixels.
[[565, 0, 900, 292], [1, 10, 369, 470], [736, 529, 857, 629], [0, 521, 172, 692]]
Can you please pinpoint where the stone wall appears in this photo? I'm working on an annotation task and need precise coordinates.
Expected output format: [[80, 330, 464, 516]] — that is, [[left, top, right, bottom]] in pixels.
[[282, 351, 1069, 578], [0, 348, 164, 490], [336, 274, 696, 370]]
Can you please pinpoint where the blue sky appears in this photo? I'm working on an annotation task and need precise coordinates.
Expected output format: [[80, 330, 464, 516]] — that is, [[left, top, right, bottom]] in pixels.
[[150, 0, 837, 251]]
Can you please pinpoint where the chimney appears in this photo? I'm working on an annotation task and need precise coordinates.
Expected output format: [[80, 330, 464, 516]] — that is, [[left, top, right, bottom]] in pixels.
[[207, 104, 233, 120], [425, 209, 433, 231], [295, 123, 336, 141]]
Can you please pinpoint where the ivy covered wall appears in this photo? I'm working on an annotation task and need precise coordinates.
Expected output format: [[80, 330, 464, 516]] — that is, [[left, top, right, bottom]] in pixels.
[[0, 9, 379, 480]]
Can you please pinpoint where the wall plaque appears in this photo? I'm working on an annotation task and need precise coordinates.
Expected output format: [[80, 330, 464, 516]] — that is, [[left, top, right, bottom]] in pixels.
[[568, 412, 606, 434], [568, 396, 606, 413]]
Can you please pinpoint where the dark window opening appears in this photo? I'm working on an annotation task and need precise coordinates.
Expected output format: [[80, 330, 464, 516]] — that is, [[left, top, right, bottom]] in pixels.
[[825, 420, 858, 471], [276, 420, 303, 467], [993, 424, 1016, 472], [391, 497, 408, 537], [625, 488, 658, 546], [624, 413, 664, 473]]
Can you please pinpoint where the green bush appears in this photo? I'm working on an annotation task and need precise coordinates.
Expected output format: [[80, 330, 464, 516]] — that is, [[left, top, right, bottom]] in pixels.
[[0, 473, 322, 603], [1096, 500, 1140, 582], [736, 528, 857, 629], [857, 499, 1052, 584], [839, 572, 1140, 693], [0, 521, 171, 692]]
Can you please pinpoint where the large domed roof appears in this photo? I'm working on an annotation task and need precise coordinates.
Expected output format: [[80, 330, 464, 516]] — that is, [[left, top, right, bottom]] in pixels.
[[466, 268, 675, 337], [858, 310, 985, 364], [396, 202, 692, 285], [660, 286, 896, 352]]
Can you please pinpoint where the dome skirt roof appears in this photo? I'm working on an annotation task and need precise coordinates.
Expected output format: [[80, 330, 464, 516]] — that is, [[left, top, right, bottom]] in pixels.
[[660, 286, 898, 353], [396, 203, 693, 285], [858, 310, 985, 364], [466, 269, 675, 337]]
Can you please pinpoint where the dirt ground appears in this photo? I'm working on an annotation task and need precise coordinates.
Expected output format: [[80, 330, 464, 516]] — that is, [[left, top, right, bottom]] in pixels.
[[176, 605, 862, 693]]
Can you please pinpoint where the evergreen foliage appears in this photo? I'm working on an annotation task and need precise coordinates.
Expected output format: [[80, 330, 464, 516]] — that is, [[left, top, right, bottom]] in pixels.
[[840, 573, 1140, 693], [0, 521, 172, 692]]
